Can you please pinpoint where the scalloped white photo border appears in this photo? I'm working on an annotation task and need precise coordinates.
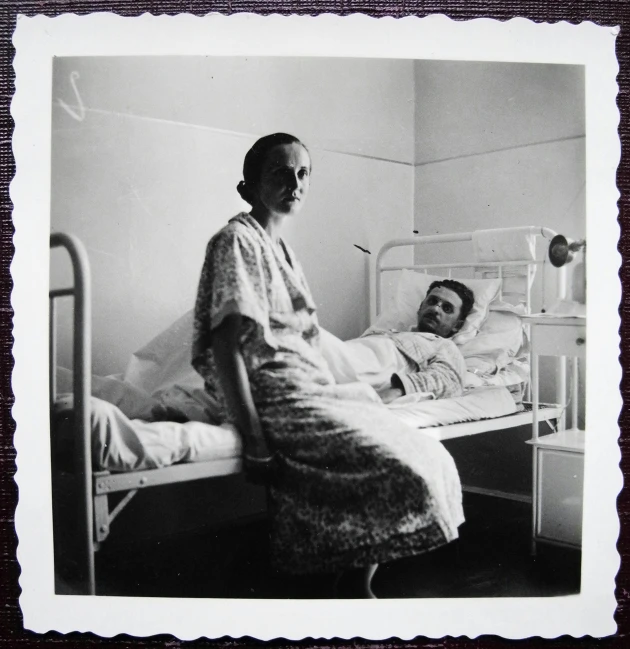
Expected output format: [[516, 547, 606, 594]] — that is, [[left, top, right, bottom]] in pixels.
[[11, 12, 621, 640]]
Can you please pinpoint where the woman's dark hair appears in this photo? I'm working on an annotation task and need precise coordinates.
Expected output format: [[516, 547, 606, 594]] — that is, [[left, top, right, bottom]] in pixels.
[[426, 279, 475, 323], [237, 133, 310, 205]]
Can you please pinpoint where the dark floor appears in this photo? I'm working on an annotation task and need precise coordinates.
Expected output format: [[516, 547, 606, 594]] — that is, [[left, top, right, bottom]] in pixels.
[[57, 492, 581, 598]]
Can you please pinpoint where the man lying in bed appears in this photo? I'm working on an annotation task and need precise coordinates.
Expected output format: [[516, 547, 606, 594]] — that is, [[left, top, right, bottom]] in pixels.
[[370, 279, 475, 404]]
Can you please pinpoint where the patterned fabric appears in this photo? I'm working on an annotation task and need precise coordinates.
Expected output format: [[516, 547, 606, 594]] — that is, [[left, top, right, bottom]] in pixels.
[[363, 329, 467, 399], [193, 213, 464, 574]]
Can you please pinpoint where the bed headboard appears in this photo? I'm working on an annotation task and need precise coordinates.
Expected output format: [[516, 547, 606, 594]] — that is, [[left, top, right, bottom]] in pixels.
[[375, 226, 567, 317]]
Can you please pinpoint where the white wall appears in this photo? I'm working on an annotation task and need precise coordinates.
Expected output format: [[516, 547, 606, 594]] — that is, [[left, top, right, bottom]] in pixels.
[[50, 114, 250, 374], [412, 60, 585, 266], [51, 57, 415, 375], [54, 56, 416, 163], [414, 61, 584, 164]]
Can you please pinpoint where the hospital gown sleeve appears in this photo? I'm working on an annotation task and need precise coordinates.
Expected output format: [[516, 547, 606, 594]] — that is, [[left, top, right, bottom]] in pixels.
[[392, 339, 466, 399], [193, 226, 272, 372]]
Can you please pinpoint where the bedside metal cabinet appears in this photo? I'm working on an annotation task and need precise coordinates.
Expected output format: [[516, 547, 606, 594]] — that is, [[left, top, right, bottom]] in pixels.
[[524, 316, 586, 552]]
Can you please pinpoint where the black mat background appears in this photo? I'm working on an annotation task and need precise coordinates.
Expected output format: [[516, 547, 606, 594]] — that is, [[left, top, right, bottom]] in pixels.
[[1, 1, 627, 646]]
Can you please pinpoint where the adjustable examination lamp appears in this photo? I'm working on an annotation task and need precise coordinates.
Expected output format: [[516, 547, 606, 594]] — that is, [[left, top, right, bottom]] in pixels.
[[548, 235, 586, 268], [547, 235, 586, 312]]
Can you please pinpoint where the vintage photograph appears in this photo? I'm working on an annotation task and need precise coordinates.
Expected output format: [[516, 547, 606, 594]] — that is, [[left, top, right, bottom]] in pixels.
[[49, 54, 587, 600], [12, 14, 620, 640]]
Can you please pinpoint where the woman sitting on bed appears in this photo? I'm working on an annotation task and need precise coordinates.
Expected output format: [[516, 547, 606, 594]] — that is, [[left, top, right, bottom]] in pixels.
[[192, 133, 464, 598]]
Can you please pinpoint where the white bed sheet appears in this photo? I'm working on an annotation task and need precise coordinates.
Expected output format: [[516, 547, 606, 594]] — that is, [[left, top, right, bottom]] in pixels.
[[54, 385, 517, 473], [54, 395, 241, 473]]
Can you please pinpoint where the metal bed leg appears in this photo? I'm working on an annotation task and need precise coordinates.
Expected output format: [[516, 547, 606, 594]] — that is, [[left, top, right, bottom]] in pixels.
[[94, 493, 110, 544], [76, 489, 97, 595]]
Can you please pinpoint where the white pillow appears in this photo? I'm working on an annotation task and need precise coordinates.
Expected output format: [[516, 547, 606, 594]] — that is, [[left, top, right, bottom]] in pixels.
[[460, 309, 526, 381], [122, 309, 222, 423], [55, 367, 159, 420], [123, 309, 203, 395], [459, 310, 524, 361], [371, 270, 502, 344]]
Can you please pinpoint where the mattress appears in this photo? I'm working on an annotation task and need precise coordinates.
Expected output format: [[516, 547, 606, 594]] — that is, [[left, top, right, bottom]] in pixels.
[[52, 385, 517, 473]]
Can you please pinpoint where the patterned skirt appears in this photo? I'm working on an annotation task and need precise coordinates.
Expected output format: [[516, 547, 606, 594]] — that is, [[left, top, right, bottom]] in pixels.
[[250, 357, 464, 574]]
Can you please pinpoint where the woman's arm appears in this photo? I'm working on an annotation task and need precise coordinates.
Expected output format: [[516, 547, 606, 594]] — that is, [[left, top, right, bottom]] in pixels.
[[211, 314, 271, 461]]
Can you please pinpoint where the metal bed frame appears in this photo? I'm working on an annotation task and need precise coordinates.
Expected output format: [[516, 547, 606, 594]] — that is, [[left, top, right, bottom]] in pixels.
[[50, 225, 566, 595], [50, 234, 243, 595]]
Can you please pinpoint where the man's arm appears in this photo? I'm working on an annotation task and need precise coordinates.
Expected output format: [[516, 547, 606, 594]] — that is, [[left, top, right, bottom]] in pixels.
[[392, 359, 464, 399], [381, 338, 467, 403]]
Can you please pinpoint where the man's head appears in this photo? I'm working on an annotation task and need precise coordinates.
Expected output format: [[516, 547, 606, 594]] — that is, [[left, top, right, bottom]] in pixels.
[[416, 279, 475, 338]]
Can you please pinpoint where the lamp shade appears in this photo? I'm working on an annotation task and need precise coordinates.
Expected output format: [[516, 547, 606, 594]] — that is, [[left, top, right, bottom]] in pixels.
[[548, 235, 586, 268], [548, 234, 572, 267]]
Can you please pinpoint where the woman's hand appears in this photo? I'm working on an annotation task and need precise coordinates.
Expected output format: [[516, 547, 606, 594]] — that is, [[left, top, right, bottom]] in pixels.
[[242, 438, 279, 485], [240, 417, 278, 485]]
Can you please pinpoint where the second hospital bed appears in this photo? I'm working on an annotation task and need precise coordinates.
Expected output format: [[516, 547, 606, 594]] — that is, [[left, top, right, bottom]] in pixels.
[[50, 226, 569, 594]]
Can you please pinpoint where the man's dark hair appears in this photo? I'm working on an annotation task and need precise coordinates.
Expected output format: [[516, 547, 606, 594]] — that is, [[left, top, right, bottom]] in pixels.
[[426, 279, 475, 323]]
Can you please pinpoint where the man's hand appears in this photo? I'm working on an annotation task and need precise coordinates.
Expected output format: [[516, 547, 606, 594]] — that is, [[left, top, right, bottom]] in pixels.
[[378, 386, 405, 404]]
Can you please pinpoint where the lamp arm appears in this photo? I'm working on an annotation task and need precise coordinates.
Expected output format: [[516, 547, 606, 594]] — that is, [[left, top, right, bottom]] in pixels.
[[568, 239, 586, 253]]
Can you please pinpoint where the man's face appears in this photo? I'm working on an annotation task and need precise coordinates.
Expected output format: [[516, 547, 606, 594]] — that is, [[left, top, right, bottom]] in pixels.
[[416, 286, 464, 338]]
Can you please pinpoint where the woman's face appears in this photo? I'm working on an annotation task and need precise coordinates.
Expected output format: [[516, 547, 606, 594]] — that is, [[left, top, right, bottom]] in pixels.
[[252, 143, 311, 217]]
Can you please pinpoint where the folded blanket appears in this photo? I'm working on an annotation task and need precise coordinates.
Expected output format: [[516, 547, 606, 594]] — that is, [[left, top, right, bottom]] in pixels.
[[387, 386, 518, 432]]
